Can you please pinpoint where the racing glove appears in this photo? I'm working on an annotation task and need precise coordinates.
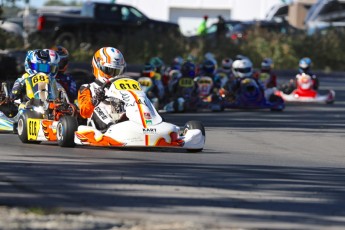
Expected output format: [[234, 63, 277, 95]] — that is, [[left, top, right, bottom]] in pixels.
[[92, 89, 106, 106]]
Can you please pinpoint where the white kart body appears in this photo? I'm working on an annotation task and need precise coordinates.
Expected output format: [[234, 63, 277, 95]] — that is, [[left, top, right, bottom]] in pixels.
[[279, 90, 335, 103], [74, 78, 205, 150]]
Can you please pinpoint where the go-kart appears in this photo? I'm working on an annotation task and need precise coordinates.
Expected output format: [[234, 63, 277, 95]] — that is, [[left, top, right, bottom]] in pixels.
[[276, 73, 335, 104], [219, 77, 285, 111], [0, 82, 18, 132], [73, 76, 205, 152], [195, 75, 224, 112], [16, 72, 79, 146], [163, 76, 200, 113]]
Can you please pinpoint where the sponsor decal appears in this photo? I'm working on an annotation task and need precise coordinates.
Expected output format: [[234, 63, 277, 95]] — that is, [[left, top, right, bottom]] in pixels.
[[95, 107, 108, 120], [125, 98, 149, 107], [144, 112, 151, 119], [143, 128, 156, 135], [145, 119, 152, 125], [120, 91, 131, 102]]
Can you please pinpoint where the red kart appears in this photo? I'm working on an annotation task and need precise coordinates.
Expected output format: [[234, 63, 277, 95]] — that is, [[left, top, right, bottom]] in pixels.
[[276, 73, 335, 104]]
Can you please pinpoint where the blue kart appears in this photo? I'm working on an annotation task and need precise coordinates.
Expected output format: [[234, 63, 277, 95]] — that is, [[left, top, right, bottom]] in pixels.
[[220, 78, 285, 111]]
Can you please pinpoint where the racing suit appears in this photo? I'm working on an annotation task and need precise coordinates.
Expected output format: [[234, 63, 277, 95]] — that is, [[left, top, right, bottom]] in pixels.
[[78, 80, 124, 132], [170, 75, 199, 111], [253, 70, 277, 89], [11, 73, 63, 125], [281, 70, 319, 94], [225, 75, 265, 101], [55, 72, 77, 102], [11, 73, 62, 101], [299, 70, 319, 90]]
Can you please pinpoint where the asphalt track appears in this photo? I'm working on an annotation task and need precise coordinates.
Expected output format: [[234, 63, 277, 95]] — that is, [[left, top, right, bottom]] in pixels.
[[1, 76, 345, 229]]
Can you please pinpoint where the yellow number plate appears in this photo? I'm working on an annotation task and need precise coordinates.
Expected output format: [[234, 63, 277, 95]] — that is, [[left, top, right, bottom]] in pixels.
[[27, 118, 41, 140], [114, 79, 142, 91], [178, 78, 194, 88], [198, 76, 213, 85], [138, 77, 153, 87], [32, 74, 49, 87], [259, 73, 270, 82]]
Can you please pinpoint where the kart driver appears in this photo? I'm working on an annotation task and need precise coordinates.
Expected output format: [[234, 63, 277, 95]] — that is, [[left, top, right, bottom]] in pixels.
[[11, 49, 61, 101], [254, 58, 277, 89], [280, 57, 319, 94], [222, 58, 264, 100], [77, 47, 126, 132], [52, 45, 77, 102], [297, 57, 319, 90]]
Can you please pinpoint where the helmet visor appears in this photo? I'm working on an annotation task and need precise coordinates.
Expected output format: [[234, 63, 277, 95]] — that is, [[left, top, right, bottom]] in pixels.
[[101, 66, 123, 77], [234, 67, 251, 73], [31, 62, 57, 74]]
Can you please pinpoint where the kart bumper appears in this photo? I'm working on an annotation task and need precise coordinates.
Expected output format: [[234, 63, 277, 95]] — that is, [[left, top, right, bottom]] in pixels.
[[278, 90, 335, 103], [75, 121, 205, 150]]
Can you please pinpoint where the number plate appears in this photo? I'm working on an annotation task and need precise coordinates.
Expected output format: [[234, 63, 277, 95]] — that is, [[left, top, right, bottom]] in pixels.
[[113, 79, 142, 91], [27, 118, 41, 140], [32, 74, 49, 86]]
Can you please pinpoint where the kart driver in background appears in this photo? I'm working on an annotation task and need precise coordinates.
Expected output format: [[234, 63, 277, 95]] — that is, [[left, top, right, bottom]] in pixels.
[[77, 47, 126, 132], [280, 57, 319, 94], [297, 57, 319, 90], [52, 45, 77, 102], [254, 58, 277, 89], [224, 58, 263, 95]]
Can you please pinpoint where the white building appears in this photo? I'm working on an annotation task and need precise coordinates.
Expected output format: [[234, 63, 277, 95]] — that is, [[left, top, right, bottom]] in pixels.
[[115, 0, 283, 35]]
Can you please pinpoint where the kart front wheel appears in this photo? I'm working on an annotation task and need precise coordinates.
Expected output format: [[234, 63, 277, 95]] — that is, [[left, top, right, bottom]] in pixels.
[[17, 112, 42, 144], [57, 116, 78, 147], [183, 120, 205, 153]]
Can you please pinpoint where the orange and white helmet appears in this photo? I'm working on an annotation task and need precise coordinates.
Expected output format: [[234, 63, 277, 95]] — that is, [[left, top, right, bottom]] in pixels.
[[92, 47, 126, 83]]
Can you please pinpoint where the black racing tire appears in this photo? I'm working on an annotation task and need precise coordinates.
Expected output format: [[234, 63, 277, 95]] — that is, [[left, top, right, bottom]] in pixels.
[[269, 95, 284, 112], [13, 122, 18, 134], [270, 107, 284, 112], [183, 120, 205, 153], [57, 116, 78, 147], [17, 111, 42, 144]]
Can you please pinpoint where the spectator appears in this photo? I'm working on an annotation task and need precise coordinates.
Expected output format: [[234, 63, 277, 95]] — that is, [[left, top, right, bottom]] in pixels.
[[197, 15, 208, 36], [216, 15, 226, 39]]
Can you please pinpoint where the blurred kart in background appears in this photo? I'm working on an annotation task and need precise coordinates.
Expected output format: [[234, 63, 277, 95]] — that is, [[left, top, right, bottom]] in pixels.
[[195, 76, 224, 112], [0, 82, 18, 132], [276, 73, 335, 104], [219, 78, 285, 111]]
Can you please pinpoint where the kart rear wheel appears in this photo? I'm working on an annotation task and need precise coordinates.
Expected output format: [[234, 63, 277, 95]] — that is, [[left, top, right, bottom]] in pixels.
[[57, 116, 78, 147], [17, 112, 42, 144], [269, 95, 284, 112], [183, 120, 205, 153]]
